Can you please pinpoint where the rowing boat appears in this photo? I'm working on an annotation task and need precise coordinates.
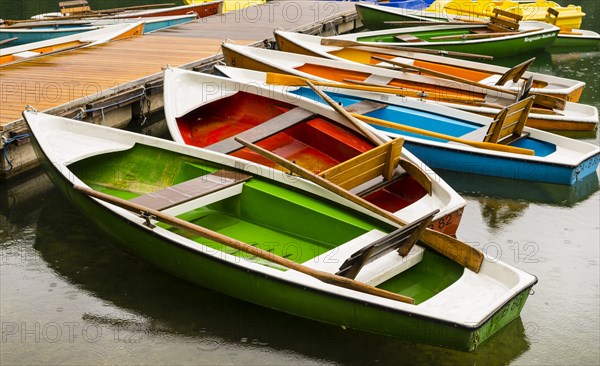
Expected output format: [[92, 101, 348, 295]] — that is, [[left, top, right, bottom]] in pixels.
[[0, 22, 144, 66], [183, 0, 265, 13], [355, 2, 598, 49], [225, 41, 598, 131], [23, 107, 536, 351], [163, 67, 466, 235], [273, 30, 588, 102], [324, 21, 559, 58], [1, 14, 197, 34], [356, 1, 585, 30], [0, 24, 100, 47], [216, 65, 600, 185], [428, 0, 585, 30], [31, 1, 222, 21]]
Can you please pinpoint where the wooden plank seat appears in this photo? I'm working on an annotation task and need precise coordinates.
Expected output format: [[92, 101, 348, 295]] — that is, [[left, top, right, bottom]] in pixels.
[[318, 138, 404, 190], [130, 170, 252, 214], [60, 0, 91, 14], [488, 8, 522, 33], [336, 209, 438, 279], [394, 34, 425, 43], [342, 100, 433, 195], [460, 96, 534, 145], [205, 107, 316, 154], [496, 58, 535, 86]]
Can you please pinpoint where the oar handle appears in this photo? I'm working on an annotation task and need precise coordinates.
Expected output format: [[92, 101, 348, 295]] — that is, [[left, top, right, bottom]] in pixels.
[[319, 38, 494, 60], [73, 184, 415, 304], [370, 55, 518, 97], [353, 113, 535, 156]]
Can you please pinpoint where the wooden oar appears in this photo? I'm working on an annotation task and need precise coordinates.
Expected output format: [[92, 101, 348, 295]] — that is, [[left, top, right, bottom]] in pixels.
[[342, 79, 490, 106], [234, 138, 485, 273], [304, 80, 433, 195], [352, 113, 535, 156], [74, 184, 415, 304], [0, 37, 18, 46], [384, 21, 488, 26], [320, 38, 494, 60], [305, 81, 385, 145], [429, 28, 543, 41], [267, 73, 487, 103], [371, 56, 566, 111]]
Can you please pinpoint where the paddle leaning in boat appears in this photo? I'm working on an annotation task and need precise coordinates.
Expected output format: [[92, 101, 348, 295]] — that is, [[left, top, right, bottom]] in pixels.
[[224, 40, 598, 131], [216, 65, 600, 186], [163, 67, 465, 235], [23, 107, 537, 351]]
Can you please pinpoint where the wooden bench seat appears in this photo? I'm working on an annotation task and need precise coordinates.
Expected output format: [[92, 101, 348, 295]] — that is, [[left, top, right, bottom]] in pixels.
[[130, 170, 252, 213], [394, 34, 424, 43], [460, 97, 534, 145], [205, 107, 316, 154]]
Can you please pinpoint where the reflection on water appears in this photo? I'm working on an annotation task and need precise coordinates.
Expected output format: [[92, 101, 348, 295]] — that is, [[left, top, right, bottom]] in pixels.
[[1, 0, 599, 363], [438, 170, 599, 231], [438, 170, 599, 207]]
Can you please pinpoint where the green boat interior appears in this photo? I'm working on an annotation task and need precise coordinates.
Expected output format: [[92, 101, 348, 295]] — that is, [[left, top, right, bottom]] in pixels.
[[68, 144, 463, 304]]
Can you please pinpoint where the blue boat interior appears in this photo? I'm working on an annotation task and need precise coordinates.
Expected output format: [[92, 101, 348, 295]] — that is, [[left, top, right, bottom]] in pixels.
[[291, 87, 556, 157]]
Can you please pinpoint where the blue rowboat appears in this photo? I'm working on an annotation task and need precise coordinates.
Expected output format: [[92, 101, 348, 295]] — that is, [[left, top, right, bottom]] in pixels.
[[216, 66, 600, 186], [0, 26, 100, 47], [88, 14, 198, 34], [0, 14, 197, 48]]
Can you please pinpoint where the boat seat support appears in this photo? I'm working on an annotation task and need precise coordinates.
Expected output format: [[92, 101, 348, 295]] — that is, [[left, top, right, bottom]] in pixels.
[[484, 97, 534, 144], [130, 169, 252, 211], [488, 8, 522, 33], [336, 210, 438, 279], [205, 107, 316, 154], [318, 138, 404, 190], [394, 34, 424, 43]]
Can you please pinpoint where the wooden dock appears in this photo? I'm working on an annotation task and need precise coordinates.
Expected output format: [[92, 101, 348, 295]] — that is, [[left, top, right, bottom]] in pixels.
[[0, 1, 359, 179]]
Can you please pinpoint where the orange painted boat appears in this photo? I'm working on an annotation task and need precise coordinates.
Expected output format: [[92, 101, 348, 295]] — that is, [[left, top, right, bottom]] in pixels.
[[163, 68, 467, 235], [242, 37, 598, 131], [274, 30, 586, 103]]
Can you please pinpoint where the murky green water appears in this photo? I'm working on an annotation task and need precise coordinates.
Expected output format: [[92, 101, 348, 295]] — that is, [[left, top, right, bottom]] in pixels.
[[1, 0, 599, 364]]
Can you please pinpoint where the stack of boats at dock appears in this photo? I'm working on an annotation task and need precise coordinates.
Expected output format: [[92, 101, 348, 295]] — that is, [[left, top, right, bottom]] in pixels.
[[0, 1, 224, 65], [18, 0, 600, 353]]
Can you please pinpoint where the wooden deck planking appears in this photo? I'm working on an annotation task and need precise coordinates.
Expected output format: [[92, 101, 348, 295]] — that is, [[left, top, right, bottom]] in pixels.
[[0, 1, 355, 129], [0, 35, 250, 127]]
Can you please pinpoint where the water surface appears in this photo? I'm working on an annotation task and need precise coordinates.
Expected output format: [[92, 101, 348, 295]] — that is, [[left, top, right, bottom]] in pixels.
[[1, 0, 599, 364]]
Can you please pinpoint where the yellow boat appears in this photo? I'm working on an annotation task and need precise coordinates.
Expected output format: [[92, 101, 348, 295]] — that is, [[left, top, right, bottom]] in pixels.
[[428, 0, 585, 29], [184, 0, 265, 13]]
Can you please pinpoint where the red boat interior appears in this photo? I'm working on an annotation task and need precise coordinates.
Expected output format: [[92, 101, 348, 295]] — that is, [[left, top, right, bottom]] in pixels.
[[176, 92, 427, 212]]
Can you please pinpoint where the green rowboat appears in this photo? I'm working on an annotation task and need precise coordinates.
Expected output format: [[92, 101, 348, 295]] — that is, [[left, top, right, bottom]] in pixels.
[[23, 109, 537, 351], [330, 21, 559, 57], [355, 2, 597, 49]]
